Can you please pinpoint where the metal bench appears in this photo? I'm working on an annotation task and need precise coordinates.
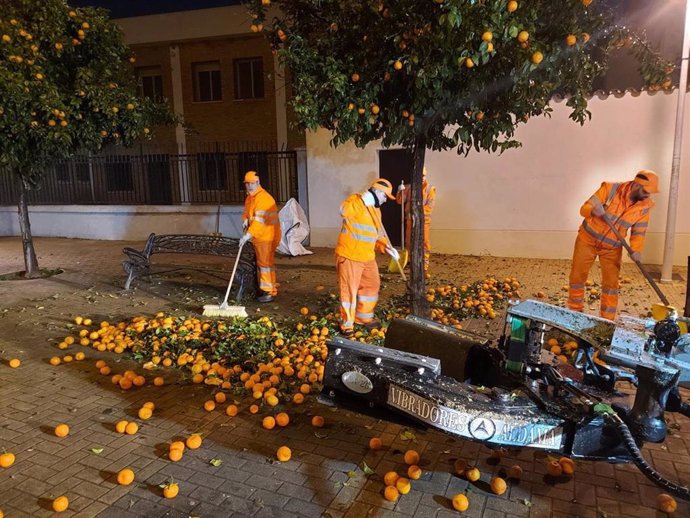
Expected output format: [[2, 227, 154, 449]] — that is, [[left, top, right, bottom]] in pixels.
[[122, 233, 257, 300]]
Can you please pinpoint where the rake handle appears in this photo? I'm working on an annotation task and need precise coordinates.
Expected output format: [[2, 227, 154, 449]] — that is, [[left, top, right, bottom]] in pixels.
[[600, 215, 670, 306]]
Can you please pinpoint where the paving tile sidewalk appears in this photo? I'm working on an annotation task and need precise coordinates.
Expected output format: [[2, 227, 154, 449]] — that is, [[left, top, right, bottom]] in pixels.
[[0, 236, 689, 517]]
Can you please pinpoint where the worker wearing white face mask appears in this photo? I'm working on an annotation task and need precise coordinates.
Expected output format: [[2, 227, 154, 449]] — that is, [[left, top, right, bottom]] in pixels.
[[334, 178, 398, 336], [240, 171, 280, 303]]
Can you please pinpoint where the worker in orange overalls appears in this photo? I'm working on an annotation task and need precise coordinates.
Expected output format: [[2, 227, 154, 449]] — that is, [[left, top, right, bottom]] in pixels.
[[567, 170, 660, 320], [335, 178, 399, 336], [396, 167, 437, 271], [240, 171, 281, 303]]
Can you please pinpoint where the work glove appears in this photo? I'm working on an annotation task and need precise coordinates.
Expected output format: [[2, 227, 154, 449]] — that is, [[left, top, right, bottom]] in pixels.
[[239, 233, 252, 246], [361, 191, 376, 207], [591, 198, 605, 218], [629, 251, 642, 263], [242, 219, 248, 232], [386, 246, 400, 261]]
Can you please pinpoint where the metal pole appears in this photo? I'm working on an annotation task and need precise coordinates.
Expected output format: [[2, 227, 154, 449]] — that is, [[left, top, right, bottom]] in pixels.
[[661, 0, 690, 282]]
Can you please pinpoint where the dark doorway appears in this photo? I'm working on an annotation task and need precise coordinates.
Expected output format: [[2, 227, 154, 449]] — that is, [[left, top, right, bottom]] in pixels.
[[378, 149, 413, 247], [147, 155, 173, 204]]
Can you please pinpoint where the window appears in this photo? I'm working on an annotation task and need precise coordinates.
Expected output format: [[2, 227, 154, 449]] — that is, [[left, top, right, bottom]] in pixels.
[[55, 160, 90, 183], [137, 66, 163, 100], [234, 58, 264, 100], [193, 61, 222, 102], [197, 153, 227, 191]]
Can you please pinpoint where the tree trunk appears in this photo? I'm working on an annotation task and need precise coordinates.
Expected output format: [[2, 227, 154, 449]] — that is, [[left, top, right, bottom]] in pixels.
[[409, 135, 428, 316], [17, 175, 39, 277]]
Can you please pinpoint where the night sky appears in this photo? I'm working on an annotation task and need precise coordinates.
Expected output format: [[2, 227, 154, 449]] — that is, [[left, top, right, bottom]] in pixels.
[[69, 0, 242, 19]]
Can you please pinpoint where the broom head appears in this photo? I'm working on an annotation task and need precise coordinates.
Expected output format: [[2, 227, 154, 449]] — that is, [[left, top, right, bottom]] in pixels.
[[203, 303, 248, 318]]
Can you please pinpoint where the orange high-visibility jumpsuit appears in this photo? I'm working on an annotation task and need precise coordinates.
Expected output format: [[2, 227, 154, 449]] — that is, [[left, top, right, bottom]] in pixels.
[[567, 181, 654, 320], [243, 186, 281, 296], [335, 193, 387, 333], [396, 179, 436, 271]]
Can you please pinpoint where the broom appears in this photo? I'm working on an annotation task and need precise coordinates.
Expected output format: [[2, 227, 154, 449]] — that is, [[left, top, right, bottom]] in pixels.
[[203, 241, 248, 318]]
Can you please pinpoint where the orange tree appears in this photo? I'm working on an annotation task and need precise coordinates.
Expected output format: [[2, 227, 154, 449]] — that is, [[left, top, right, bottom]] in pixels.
[[247, 0, 672, 315], [0, 0, 174, 277]]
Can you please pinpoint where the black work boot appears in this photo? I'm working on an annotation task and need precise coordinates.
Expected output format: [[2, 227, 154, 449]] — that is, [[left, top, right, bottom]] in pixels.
[[257, 292, 274, 303]]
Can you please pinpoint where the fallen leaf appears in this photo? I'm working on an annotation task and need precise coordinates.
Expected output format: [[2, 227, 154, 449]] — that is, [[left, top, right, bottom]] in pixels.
[[521, 498, 532, 508], [209, 458, 222, 467], [400, 429, 416, 441], [361, 461, 375, 476], [90, 447, 104, 454]]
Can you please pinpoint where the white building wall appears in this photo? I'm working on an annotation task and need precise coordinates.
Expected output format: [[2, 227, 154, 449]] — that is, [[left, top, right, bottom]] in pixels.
[[307, 91, 690, 265]]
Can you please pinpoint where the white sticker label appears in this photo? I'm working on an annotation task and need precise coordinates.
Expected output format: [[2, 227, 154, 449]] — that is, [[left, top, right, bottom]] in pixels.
[[387, 384, 563, 450], [341, 371, 374, 394]]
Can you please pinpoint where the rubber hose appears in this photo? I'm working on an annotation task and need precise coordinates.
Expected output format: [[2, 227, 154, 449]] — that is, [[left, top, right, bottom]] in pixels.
[[605, 412, 690, 500]]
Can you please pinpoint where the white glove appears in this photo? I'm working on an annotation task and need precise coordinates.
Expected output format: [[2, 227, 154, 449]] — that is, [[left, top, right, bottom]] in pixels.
[[386, 246, 400, 261], [239, 233, 252, 246], [361, 191, 376, 207], [242, 219, 248, 232], [397, 183, 406, 194]]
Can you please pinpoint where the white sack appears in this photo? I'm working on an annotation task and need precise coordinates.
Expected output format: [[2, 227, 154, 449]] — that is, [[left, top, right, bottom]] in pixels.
[[277, 198, 313, 256]]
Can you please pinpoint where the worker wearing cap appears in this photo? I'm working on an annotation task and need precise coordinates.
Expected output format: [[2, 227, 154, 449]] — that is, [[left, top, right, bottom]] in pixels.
[[240, 171, 281, 303], [567, 170, 660, 320], [396, 167, 437, 271], [335, 178, 399, 336]]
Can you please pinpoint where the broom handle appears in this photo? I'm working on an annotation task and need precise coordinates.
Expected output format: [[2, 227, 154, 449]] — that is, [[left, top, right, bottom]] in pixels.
[[221, 240, 245, 306], [367, 206, 407, 282], [601, 216, 670, 305]]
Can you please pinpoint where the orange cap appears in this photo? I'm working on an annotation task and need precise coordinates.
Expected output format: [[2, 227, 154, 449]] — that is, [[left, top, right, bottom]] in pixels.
[[244, 170, 259, 183], [634, 170, 660, 194], [370, 178, 395, 200]]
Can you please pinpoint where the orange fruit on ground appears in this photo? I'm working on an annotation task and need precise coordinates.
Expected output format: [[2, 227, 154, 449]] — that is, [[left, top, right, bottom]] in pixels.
[[403, 449, 420, 465], [8, 358, 21, 368], [262, 416, 276, 430], [226, 404, 239, 417], [54, 424, 70, 437], [546, 459, 563, 476], [99, 366, 111, 376], [153, 376, 165, 386], [559, 457, 575, 475], [275, 412, 290, 427], [75, 352, 85, 361], [276, 446, 291, 462], [383, 471, 399, 486], [465, 467, 481, 482], [490, 476, 507, 495], [299, 383, 311, 395], [163, 482, 179, 498], [138, 407, 153, 420], [266, 394, 279, 407], [95, 360, 106, 369], [300, 307, 309, 315], [132, 375, 146, 387], [124, 422, 138, 435], [170, 441, 185, 452], [249, 404, 260, 414], [508, 464, 523, 479], [0, 452, 15, 468], [214, 392, 226, 404], [49, 356, 61, 366], [83, 318, 92, 326], [395, 476, 411, 495], [115, 420, 128, 433], [186, 434, 202, 449], [203, 400, 216, 412], [117, 467, 135, 485], [383, 485, 399, 502], [142, 402, 155, 411], [408, 465, 422, 480], [657, 493, 677, 513], [168, 448, 183, 462], [311, 416, 324, 428], [292, 393, 304, 404], [452, 493, 469, 512], [119, 377, 133, 390], [52, 495, 69, 512], [369, 437, 382, 450]]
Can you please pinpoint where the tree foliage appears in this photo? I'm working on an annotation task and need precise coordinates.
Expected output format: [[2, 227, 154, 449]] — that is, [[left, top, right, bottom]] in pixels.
[[0, 0, 174, 185], [248, 0, 673, 155]]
